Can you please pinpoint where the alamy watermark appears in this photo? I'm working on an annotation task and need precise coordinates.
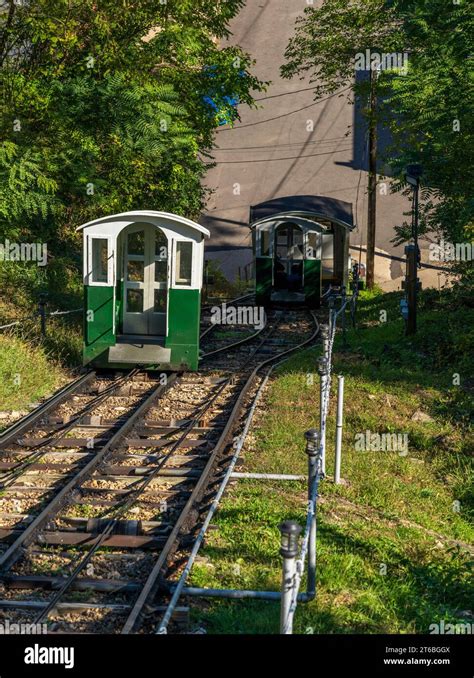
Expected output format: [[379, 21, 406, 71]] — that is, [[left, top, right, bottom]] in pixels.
[[354, 49, 409, 74], [210, 303, 266, 330], [0, 239, 47, 266], [429, 240, 473, 262], [24, 644, 74, 670], [355, 430, 409, 456], [429, 620, 473, 635], [0, 620, 48, 634]]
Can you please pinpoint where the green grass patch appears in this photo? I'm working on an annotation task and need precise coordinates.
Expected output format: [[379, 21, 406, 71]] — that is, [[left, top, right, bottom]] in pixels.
[[0, 333, 70, 412], [189, 287, 473, 634]]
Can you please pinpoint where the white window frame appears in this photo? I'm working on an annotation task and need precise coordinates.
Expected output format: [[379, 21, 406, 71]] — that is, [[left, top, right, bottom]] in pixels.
[[173, 239, 194, 288], [258, 226, 273, 258], [305, 231, 322, 260], [87, 235, 114, 287]]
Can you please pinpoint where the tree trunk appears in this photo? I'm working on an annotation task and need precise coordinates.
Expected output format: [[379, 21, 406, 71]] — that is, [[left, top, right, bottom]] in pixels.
[[366, 68, 378, 290]]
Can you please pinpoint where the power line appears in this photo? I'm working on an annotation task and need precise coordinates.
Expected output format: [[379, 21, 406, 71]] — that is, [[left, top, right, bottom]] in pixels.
[[253, 85, 324, 102], [219, 87, 352, 131], [206, 147, 351, 165], [213, 135, 349, 152]]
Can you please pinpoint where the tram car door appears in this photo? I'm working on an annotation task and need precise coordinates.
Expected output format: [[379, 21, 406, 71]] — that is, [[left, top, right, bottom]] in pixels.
[[274, 223, 304, 293], [121, 223, 168, 337]]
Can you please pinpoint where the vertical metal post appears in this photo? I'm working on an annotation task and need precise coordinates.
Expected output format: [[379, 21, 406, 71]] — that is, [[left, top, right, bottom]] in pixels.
[[304, 429, 320, 596], [334, 376, 344, 484], [327, 296, 335, 341], [320, 323, 330, 361], [317, 357, 329, 476], [405, 245, 417, 335], [341, 285, 347, 348], [279, 521, 301, 635], [351, 263, 359, 328]]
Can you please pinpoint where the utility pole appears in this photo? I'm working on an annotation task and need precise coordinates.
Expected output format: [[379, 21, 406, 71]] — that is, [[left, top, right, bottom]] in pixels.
[[366, 66, 378, 290], [405, 164, 423, 335], [405, 244, 418, 334]]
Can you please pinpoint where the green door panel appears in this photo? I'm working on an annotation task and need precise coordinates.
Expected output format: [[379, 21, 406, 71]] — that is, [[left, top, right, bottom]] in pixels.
[[304, 260, 321, 308], [255, 257, 273, 304], [167, 288, 200, 345], [166, 288, 200, 369], [84, 286, 115, 346]]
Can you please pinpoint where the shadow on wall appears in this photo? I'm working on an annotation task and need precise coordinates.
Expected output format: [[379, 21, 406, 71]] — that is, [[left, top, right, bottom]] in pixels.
[[336, 70, 395, 174], [205, 248, 253, 282], [390, 258, 404, 280]]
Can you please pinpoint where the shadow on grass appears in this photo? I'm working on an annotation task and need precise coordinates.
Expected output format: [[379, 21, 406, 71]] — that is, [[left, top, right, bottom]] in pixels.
[[195, 512, 472, 633]]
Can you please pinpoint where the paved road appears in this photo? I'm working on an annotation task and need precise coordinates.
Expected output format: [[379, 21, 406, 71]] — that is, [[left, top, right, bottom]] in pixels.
[[200, 0, 443, 290]]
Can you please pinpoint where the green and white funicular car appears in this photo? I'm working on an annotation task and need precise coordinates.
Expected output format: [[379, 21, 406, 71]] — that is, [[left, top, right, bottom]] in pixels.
[[251, 195, 355, 307], [78, 211, 210, 371]]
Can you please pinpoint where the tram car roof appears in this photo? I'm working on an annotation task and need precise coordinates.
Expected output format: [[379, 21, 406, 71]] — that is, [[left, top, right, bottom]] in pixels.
[[249, 195, 355, 231], [76, 210, 210, 239]]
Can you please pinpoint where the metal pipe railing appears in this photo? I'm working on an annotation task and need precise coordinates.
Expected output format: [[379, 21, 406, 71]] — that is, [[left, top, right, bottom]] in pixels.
[[334, 375, 344, 484], [279, 279, 358, 633], [280, 459, 322, 634]]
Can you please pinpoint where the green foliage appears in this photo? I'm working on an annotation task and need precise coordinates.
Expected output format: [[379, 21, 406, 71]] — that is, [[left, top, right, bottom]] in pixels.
[[0, 142, 59, 235], [282, 0, 473, 274], [385, 1, 474, 254], [281, 0, 403, 97], [0, 332, 68, 412], [0, 0, 264, 258]]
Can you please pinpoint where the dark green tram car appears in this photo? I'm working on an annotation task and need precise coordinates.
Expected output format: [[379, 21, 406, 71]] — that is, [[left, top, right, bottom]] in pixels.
[[78, 211, 210, 370], [250, 196, 355, 307]]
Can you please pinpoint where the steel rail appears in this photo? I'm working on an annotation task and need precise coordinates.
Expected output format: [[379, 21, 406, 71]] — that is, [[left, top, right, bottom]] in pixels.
[[0, 373, 179, 574], [200, 293, 256, 339], [200, 319, 268, 359], [33, 375, 238, 624], [0, 369, 139, 488], [199, 322, 218, 340], [0, 371, 96, 449], [122, 311, 319, 634], [33, 319, 281, 622], [156, 367, 274, 633], [201, 292, 254, 313], [156, 313, 320, 633]]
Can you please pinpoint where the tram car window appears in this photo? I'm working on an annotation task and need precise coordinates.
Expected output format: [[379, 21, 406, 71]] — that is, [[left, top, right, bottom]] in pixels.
[[250, 195, 355, 307], [78, 211, 210, 371]]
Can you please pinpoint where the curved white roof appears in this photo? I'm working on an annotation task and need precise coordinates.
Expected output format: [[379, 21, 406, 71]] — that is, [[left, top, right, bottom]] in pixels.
[[251, 215, 330, 233], [76, 210, 210, 238]]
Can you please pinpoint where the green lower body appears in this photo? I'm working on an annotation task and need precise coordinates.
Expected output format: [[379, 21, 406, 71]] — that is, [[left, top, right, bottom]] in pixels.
[[255, 257, 321, 308], [83, 286, 201, 371]]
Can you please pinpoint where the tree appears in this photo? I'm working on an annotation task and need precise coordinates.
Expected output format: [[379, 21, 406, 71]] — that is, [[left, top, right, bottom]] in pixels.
[[281, 0, 404, 289], [282, 0, 473, 288], [385, 0, 473, 286], [0, 0, 265, 294]]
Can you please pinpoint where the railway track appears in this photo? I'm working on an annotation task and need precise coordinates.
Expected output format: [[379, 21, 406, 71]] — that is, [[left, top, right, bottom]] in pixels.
[[0, 307, 319, 634]]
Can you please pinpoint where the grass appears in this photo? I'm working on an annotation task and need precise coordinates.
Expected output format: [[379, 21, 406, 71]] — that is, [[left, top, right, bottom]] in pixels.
[[0, 333, 70, 412], [0, 260, 84, 414], [188, 286, 474, 634]]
